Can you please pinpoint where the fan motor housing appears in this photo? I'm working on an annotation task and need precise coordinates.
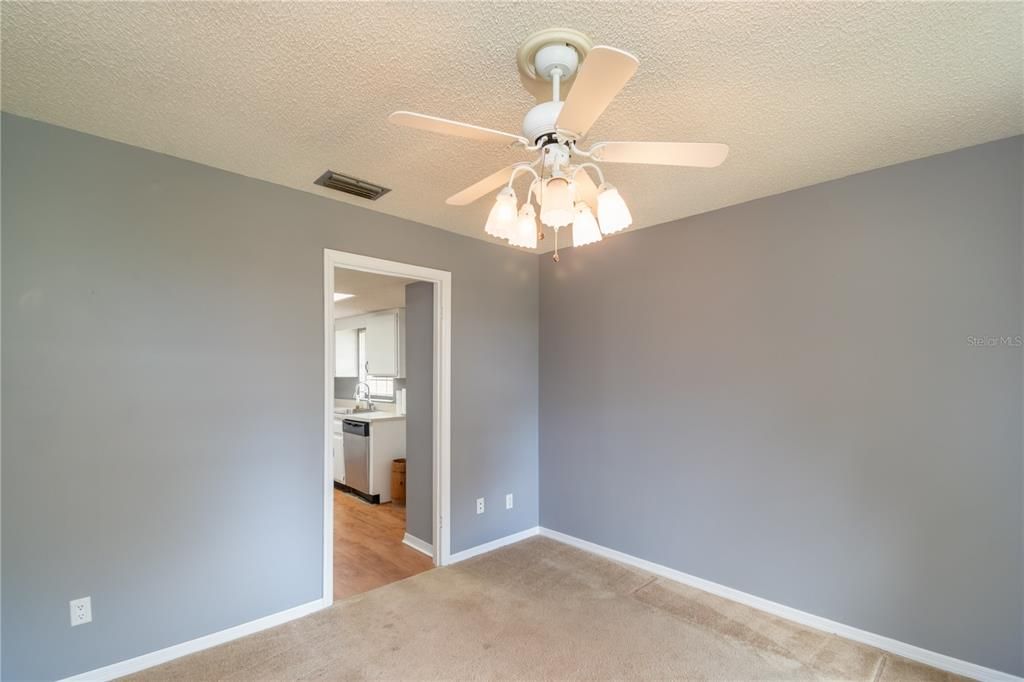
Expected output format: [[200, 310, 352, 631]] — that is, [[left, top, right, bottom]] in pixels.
[[522, 101, 565, 143]]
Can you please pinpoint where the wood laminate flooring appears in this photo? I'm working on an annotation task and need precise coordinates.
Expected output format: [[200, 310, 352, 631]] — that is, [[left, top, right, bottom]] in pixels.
[[333, 488, 433, 601]]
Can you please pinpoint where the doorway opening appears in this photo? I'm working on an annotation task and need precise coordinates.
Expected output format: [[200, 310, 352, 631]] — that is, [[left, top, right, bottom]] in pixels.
[[322, 250, 451, 603]]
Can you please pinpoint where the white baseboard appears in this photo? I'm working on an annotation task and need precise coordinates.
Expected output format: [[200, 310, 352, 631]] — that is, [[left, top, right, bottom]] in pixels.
[[59, 597, 329, 681], [448, 526, 539, 563], [538, 528, 1020, 682], [54, 528, 1021, 682], [402, 532, 434, 558]]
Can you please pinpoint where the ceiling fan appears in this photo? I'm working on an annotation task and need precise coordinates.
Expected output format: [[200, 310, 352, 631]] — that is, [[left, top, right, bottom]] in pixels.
[[389, 28, 728, 261]]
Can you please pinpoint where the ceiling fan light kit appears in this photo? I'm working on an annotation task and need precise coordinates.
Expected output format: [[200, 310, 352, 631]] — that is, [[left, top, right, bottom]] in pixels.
[[571, 202, 603, 248], [540, 176, 574, 228], [484, 186, 517, 240], [389, 28, 729, 261], [595, 183, 632, 235], [511, 203, 539, 250]]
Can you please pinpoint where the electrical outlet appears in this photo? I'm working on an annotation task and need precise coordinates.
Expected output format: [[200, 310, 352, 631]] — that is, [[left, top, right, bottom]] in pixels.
[[70, 597, 92, 626], [476, 497, 485, 514], [506, 493, 514, 510]]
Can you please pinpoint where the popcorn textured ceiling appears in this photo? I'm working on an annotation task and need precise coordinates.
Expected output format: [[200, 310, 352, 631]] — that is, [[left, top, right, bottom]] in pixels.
[[2, 2, 1021, 252]]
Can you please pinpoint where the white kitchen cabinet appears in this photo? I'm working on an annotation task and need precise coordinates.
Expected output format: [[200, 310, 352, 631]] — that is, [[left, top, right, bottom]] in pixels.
[[364, 309, 405, 378], [334, 327, 358, 378], [332, 421, 345, 483], [367, 419, 405, 503]]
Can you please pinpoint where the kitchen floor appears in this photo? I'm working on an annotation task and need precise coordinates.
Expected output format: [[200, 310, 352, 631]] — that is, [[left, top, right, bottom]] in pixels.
[[333, 489, 434, 601]]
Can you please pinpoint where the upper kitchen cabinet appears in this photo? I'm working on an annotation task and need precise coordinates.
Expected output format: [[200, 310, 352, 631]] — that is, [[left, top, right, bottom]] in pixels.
[[364, 309, 405, 378], [335, 326, 359, 378]]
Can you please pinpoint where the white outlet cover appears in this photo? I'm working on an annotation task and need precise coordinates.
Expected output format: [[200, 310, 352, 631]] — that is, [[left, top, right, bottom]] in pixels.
[[476, 497, 485, 514], [70, 596, 92, 626], [506, 493, 514, 510]]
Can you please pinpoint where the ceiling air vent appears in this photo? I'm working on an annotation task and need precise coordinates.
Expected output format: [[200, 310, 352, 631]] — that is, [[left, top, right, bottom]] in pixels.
[[314, 170, 391, 201]]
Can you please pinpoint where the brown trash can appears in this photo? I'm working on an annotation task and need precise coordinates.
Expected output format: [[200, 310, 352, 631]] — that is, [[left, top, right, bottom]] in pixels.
[[391, 458, 406, 504]]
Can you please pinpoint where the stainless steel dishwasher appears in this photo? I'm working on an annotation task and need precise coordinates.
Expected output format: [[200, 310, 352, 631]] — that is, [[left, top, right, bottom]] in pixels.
[[341, 419, 370, 498]]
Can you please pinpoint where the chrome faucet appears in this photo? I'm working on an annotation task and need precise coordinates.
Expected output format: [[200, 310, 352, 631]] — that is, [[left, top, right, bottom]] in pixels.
[[353, 382, 375, 411]]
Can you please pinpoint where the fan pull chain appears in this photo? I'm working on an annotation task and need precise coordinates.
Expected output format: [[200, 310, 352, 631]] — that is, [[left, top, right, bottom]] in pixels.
[[553, 228, 560, 262]]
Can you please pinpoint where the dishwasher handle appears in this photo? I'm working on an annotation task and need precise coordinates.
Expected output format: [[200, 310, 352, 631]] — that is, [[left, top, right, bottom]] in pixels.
[[342, 419, 369, 437]]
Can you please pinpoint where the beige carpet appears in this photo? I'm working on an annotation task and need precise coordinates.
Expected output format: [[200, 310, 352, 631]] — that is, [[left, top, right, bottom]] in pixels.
[[126, 537, 965, 681]]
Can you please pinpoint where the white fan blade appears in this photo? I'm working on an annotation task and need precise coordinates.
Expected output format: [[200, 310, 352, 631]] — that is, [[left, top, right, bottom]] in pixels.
[[591, 141, 729, 167], [389, 111, 527, 145], [572, 167, 599, 211], [446, 165, 520, 206], [556, 46, 639, 138]]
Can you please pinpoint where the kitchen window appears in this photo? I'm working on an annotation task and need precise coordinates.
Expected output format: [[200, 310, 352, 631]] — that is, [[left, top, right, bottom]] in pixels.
[[357, 329, 395, 401]]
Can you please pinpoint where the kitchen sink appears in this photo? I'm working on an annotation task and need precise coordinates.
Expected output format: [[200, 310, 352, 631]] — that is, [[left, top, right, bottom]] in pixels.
[[334, 407, 375, 415]]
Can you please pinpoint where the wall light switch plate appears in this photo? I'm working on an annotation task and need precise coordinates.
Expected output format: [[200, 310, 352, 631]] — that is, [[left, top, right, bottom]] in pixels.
[[70, 597, 92, 626], [476, 497, 485, 514], [506, 493, 514, 510]]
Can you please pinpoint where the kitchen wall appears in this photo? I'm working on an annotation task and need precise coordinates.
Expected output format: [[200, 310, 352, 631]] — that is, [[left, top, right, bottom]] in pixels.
[[1, 113, 539, 680], [540, 136, 1023, 675], [404, 281, 434, 544]]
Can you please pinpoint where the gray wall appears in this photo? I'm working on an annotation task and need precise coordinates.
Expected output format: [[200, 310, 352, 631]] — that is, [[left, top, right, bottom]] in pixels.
[[539, 137, 1023, 675], [404, 282, 434, 544], [1, 113, 539, 680], [4, 110, 1019, 680]]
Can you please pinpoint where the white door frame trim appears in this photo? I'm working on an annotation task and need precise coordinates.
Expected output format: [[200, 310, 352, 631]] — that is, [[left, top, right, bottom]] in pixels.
[[323, 248, 452, 604]]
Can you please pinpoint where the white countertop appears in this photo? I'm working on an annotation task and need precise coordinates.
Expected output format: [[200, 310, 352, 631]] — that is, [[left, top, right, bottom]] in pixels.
[[334, 410, 405, 423]]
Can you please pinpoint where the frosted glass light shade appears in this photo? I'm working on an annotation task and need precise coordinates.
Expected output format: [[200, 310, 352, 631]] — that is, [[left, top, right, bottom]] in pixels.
[[509, 203, 538, 249], [540, 177, 574, 228], [597, 183, 632, 234], [484, 187, 517, 240], [572, 203, 603, 247]]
